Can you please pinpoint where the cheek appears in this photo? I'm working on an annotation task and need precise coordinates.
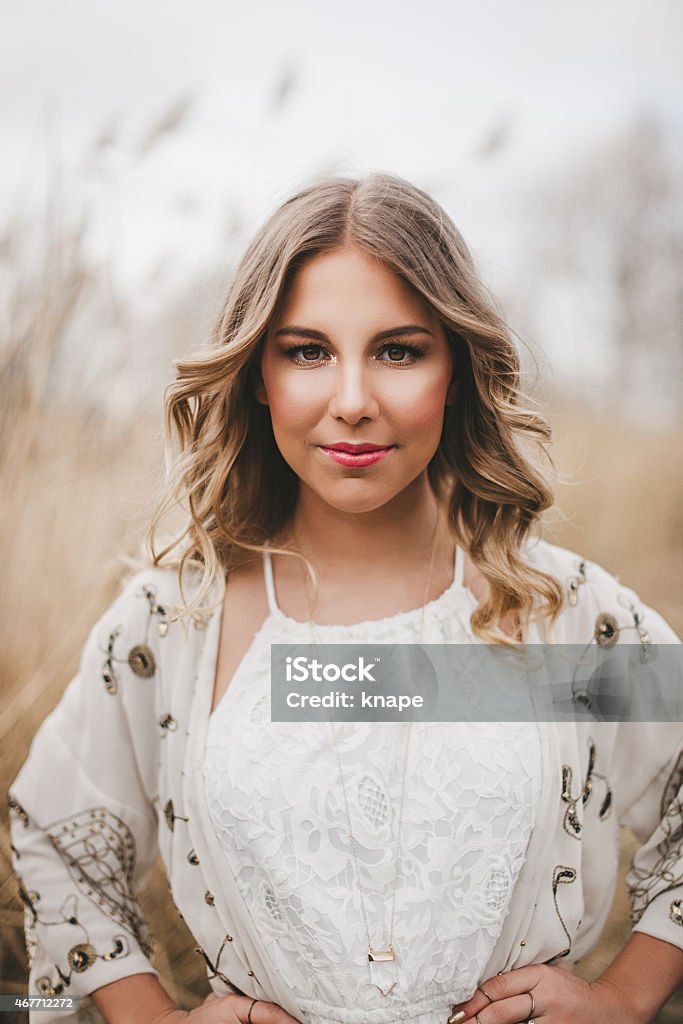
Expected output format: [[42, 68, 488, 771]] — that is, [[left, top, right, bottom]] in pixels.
[[262, 368, 324, 434], [390, 371, 451, 433]]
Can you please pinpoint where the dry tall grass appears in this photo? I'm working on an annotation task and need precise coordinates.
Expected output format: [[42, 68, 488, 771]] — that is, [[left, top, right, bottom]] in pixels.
[[1, 270, 681, 1018]]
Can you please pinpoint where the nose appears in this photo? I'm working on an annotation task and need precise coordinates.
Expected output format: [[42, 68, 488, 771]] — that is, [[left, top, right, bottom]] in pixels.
[[327, 358, 380, 424]]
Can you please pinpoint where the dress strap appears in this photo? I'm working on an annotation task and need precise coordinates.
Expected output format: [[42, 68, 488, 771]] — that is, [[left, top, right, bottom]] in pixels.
[[262, 546, 280, 615], [453, 542, 464, 589]]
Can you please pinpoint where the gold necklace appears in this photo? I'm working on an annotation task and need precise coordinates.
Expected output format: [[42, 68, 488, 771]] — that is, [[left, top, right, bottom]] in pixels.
[[291, 512, 442, 995]]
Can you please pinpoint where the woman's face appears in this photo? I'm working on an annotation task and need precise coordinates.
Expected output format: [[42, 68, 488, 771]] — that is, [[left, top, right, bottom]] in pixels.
[[257, 244, 455, 516]]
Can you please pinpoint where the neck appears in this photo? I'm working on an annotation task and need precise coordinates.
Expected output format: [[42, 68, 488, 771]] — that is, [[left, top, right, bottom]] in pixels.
[[281, 473, 446, 575]]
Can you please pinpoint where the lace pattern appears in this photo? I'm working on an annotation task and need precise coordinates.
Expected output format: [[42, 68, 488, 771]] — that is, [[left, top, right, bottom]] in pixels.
[[202, 567, 541, 1022]]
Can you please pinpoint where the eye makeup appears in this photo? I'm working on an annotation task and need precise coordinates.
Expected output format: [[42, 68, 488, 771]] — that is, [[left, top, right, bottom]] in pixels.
[[280, 341, 428, 367]]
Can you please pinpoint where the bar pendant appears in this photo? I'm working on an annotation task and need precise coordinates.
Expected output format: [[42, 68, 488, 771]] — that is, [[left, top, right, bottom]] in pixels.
[[368, 945, 395, 962]]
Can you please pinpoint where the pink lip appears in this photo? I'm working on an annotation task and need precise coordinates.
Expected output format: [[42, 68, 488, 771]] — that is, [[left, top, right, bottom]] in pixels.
[[319, 444, 395, 467]]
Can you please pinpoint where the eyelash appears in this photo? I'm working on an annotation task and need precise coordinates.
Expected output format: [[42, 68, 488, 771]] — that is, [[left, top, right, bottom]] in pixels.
[[281, 342, 426, 366]]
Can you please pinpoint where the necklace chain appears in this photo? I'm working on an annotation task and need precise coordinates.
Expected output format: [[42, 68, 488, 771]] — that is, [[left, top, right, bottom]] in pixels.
[[292, 511, 442, 966], [330, 712, 412, 960]]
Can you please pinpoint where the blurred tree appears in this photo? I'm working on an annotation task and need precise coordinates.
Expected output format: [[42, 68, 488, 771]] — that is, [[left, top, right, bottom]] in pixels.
[[534, 116, 683, 419]]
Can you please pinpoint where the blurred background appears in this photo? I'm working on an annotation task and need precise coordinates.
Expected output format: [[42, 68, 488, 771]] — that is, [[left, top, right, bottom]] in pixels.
[[1, 0, 681, 1019]]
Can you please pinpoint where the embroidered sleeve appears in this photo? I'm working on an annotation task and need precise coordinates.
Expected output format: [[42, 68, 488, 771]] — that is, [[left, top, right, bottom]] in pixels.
[[584, 570, 683, 951], [560, 551, 683, 951], [8, 573, 168, 1021], [621, 733, 683, 950]]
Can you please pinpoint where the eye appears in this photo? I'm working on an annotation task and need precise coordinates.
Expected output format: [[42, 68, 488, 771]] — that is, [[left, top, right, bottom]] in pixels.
[[283, 343, 329, 364], [299, 345, 324, 361], [376, 343, 424, 365]]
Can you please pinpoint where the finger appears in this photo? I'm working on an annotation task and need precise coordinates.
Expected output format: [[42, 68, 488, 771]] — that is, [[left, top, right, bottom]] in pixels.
[[460, 991, 539, 1024], [447, 994, 497, 1020], [449, 966, 542, 1021]]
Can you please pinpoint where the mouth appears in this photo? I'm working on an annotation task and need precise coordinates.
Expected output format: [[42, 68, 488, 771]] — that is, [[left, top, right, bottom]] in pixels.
[[318, 443, 396, 468]]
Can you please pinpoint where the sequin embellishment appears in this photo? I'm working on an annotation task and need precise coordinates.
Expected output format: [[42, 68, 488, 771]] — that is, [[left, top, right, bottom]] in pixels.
[[594, 612, 619, 648], [138, 585, 169, 637], [128, 644, 156, 678], [163, 798, 189, 832], [67, 943, 97, 972], [566, 561, 587, 606], [102, 627, 122, 695], [550, 865, 578, 960]]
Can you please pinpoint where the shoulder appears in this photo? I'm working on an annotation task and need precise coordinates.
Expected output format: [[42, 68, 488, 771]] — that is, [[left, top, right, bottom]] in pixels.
[[115, 564, 186, 613], [95, 566, 184, 638], [523, 536, 680, 644], [86, 564, 220, 674], [111, 563, 220, 625]]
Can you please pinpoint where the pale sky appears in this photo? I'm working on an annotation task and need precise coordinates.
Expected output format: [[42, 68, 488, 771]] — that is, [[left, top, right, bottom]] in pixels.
[[3, 0, 681, 283], [1, 0, 682, 413]]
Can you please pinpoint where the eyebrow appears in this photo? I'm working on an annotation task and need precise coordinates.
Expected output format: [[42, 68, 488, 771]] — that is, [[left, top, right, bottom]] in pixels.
[[274, 324, 435, 342]]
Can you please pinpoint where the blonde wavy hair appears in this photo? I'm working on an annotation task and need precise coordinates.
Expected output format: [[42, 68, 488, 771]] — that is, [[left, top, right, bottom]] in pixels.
[[147, 172, 564, 643]]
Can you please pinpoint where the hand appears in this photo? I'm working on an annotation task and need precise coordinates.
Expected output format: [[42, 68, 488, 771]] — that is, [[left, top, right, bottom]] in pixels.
[[446, 964, 646, 1024], [153, 992, 303, 1024]]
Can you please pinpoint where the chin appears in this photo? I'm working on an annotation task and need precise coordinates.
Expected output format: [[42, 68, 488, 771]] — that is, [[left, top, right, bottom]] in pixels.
[[332, 499, 395, 516], [311, 480, 407, 516]]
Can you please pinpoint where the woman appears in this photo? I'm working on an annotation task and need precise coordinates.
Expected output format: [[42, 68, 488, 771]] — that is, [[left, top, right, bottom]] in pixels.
[[9, 174, 683, 1024]]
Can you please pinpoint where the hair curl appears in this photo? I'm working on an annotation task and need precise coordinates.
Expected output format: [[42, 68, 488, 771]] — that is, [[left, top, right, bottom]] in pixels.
[[147, 173, 564, 643]]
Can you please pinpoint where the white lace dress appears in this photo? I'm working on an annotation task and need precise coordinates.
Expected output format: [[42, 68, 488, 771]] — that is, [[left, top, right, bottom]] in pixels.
[[202, 547, 541, 1024]]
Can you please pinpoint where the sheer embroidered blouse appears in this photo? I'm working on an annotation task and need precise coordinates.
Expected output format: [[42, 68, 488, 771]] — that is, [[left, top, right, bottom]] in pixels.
[[8, 538, 683, 1024], [202, 546, 542, 1023]]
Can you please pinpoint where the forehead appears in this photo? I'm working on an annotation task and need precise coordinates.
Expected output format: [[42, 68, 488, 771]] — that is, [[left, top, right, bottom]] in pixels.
[[272, 245, 438, 328]]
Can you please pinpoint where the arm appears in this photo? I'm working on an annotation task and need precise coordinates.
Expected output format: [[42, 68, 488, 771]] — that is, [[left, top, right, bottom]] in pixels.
[[595, 931, 683, 1022], [452, 717, 683, 1020], [451, 573, 683, 1023], [587, 578, 683, 1023], [449, 931, 683, 1023], [90, 975, 305, 1024], [9, 573, 165, 1022], [90, 974, 177, 1024], [9, 575, 305, 1024]]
